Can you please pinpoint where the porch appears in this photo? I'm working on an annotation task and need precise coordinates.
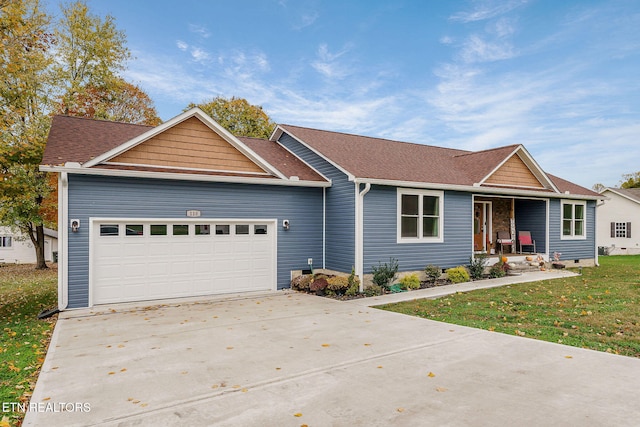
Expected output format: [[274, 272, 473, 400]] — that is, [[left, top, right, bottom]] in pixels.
[[473, 196, 547, 258]]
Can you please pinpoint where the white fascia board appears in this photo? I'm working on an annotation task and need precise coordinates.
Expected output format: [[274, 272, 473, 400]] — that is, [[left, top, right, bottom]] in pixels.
[[40, 165, 331, 188], [354, 177, 602, 201], [602, 188, 640, 205], [83, 108, 288, 180], [476, 145, 560, 193], [274, 126, 355, 181]]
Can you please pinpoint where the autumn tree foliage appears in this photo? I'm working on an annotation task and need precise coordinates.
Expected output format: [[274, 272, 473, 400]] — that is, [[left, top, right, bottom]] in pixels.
[[0, 0, 54, 269], [187, 96, 276, 138], [1, 0, 160, 268]]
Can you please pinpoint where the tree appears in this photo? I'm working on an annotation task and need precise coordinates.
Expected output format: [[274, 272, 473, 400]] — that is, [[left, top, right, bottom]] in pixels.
[[56, 78, 161, 125], [592, 183, 605, 193], [53, 0, 130, 115], [620, 171, 640, 189], [187, 96, 276, 138], [2, 0, 159, 269], [0, 0, 54, 269]]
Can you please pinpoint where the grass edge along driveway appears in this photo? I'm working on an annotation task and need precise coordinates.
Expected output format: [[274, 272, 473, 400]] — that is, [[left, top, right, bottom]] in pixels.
[[379, 255, 640, 359], [1, 264, 58, 427]]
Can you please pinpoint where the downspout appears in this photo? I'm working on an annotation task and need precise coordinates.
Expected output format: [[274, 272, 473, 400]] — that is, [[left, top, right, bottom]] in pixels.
[[355, 182, 371, 292], [323, 187, 326, 269], [595, 199, 605, 266], [58, 172, 69, 310]]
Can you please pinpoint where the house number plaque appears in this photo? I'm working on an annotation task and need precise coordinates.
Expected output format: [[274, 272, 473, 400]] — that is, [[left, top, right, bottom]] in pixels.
[[186, 210, 201, 218]]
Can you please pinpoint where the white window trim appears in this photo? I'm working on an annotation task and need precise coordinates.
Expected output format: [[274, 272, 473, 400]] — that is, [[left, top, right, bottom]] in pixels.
[[397, 188, 444, 243], [560, 200, 587, 240], [614, 222, 628, 238]]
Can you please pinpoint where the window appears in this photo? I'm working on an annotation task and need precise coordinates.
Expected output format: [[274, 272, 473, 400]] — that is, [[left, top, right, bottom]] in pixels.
[[100, 225, 119, 236], [397, 189, 443, 243], [0, 236, 12, 248], [611, 222, 631, 239], [195, 225, 211, 235], [126, 225, 144, 236], [215, 225, 230, 235], [235, 224, 249, 235], [254, 225, 268, 235], [173, 225, 189, 236], [150, 225, 167, 236], [561, 201, 586, 239]]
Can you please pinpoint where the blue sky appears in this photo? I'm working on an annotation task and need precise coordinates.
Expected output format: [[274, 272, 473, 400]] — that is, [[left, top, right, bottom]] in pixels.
[[48, 0, 640, 189]]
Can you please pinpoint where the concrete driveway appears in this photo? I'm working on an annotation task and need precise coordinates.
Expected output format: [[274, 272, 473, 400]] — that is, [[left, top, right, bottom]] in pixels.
[[25, 280, 640, 426]]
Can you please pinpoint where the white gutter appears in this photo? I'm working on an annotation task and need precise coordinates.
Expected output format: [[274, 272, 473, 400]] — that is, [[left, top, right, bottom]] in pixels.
[[58, 172, 69, 310], [355, 182, 371, 292], [353, 177, 602, 201], [39, 165, 331, 188]]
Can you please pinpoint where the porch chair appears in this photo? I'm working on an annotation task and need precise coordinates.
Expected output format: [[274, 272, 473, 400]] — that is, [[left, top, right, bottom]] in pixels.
[[518, 231, 536, 254], [496, 231, 513, 254]]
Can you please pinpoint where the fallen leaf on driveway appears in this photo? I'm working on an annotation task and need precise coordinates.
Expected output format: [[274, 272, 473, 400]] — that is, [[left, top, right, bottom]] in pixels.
[[294, 413, 303, 417], [321, 343, 330, 347], [565, 355, 573, 359], [397, 407, 405, 412], [427, 372, 436, 377], [436, 387, 447, 392]]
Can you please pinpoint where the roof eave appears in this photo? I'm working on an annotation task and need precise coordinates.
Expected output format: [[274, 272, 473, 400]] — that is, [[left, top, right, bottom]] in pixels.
[[40, 164, 331, 188], [354, 177, 603, 200]]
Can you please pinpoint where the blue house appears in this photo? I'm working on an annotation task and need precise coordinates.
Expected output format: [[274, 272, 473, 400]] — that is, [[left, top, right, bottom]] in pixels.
[[41, 108, 601, 309]]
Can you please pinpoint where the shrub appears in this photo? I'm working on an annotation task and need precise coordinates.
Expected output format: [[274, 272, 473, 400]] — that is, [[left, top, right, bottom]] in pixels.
[[446, 266, 470, 284], [468, 253, 488, 280], [291, 274, 312, 291], [488, 263, 506, 278], [309, 277, 328, 293], [327, 276, 350, 293], [399, 273, 420, 290], [371, 257, 399, 289], [345, 267, 360, 296], [363, 284, 383, 297], [424, 265, 442, 285]]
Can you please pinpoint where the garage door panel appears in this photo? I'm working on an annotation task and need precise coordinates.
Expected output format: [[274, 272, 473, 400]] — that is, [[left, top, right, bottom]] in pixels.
[[92, 220, 275, 305]]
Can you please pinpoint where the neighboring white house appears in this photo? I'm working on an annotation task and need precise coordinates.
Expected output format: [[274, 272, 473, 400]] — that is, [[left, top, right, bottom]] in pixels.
[[597, 188, 640, 255], [0, 226, 58, 264]]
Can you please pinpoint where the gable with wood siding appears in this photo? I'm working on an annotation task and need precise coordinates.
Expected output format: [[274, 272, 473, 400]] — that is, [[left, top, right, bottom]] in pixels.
[[484, 153, 545, 188], [109, 117, 268, 174]]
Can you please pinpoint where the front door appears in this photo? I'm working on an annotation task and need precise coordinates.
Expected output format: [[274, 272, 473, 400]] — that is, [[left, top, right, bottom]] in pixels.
[[473, 202, 491, 252]]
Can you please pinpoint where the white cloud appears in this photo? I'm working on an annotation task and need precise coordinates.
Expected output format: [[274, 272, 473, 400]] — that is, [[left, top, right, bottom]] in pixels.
[[176, 40, 188, 51], [293, 12, 319, 30], [188, 24, 211, 38], [190, 47, 211, 63], [459, 34, 516, 63], [311, 43, 354, 79], [450, 0, 529, 23]]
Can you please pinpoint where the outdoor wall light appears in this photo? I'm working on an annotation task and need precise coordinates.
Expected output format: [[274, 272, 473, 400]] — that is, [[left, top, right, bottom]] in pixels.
[[282, 219, 290, 230], [70, 219, 80, 232]]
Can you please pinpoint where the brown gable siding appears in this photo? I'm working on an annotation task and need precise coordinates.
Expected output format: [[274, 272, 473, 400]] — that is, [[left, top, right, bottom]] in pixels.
[[110, 117, 266, 174], [484, 154, 544, 188]]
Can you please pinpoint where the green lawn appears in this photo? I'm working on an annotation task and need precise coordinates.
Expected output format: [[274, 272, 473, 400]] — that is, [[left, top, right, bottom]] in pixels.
[[0, 264, 57, 426], [379, 255, 640, 358]]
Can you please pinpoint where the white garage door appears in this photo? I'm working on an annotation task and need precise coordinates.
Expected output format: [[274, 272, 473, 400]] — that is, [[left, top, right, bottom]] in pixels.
[[91, 219, 276, 305]]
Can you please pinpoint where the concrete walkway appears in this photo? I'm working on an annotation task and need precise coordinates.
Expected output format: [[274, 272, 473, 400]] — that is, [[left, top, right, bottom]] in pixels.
[[350, 268, 579, 306], [24, 270, 640, 426]]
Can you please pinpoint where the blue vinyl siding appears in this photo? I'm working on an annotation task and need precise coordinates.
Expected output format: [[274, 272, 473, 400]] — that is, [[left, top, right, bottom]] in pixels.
[[515, 199, 547, 254], [363, 186, 472, 272], [549, 199, 596, 260], [277, 134, 355, 272], [66, 174, 323, 308]]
